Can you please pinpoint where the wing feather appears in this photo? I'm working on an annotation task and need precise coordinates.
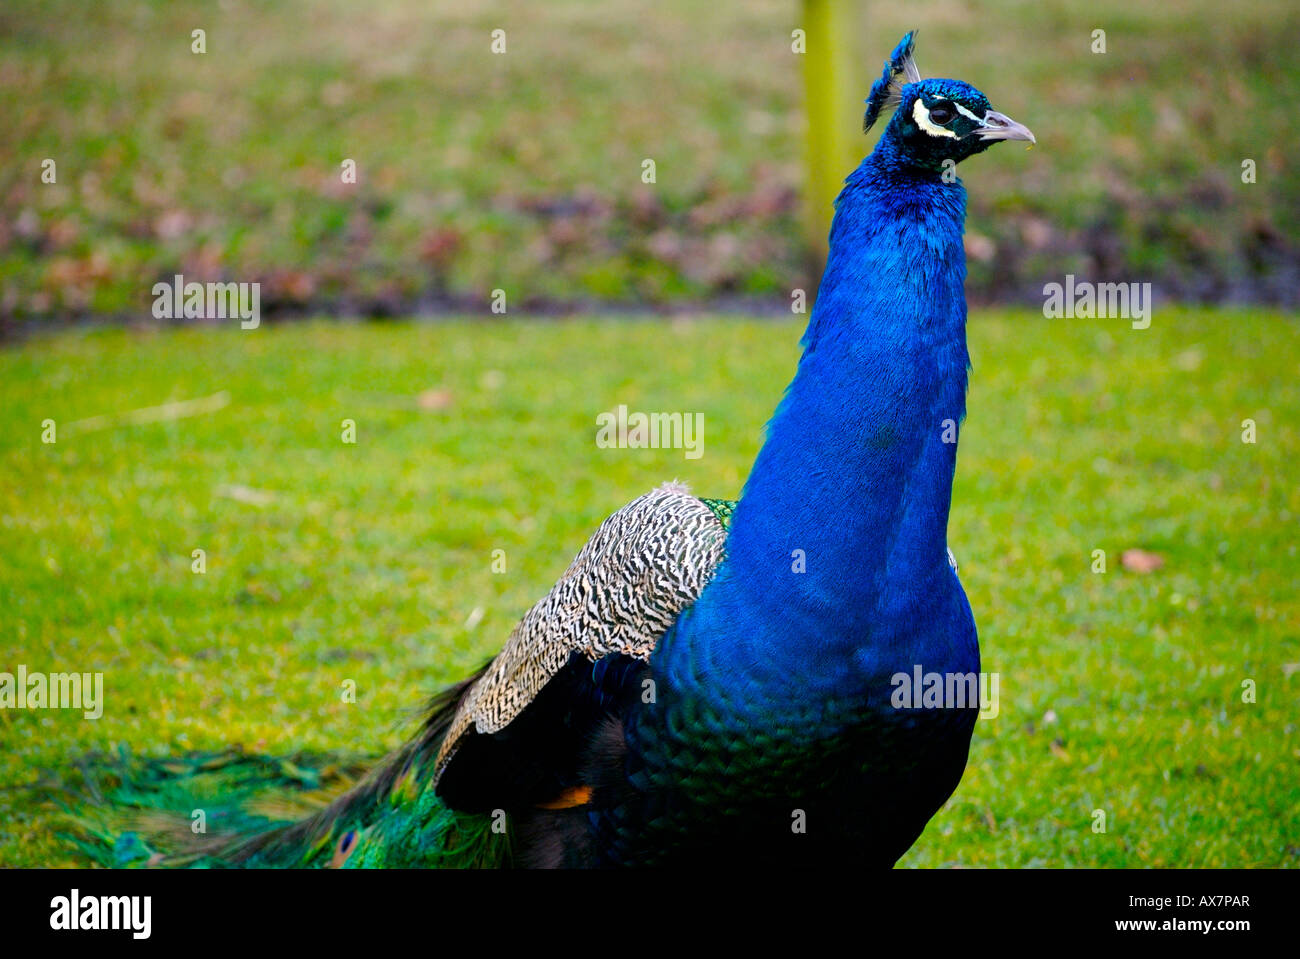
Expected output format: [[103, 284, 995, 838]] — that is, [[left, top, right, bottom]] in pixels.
[[432, 482, 731, 782]]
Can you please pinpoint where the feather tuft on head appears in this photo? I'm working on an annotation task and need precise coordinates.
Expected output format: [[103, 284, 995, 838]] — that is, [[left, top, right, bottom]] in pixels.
[[863, 31, 922, 133]]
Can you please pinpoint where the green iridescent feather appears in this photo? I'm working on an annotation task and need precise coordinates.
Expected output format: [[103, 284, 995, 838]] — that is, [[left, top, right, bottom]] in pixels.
[[699, 498, 737, 529], [50, 746, 511, 869]]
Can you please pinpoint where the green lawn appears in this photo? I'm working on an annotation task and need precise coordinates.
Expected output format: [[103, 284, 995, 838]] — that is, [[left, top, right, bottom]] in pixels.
[[1, 309, 1296, 867], [3, 0, 1298, 316]]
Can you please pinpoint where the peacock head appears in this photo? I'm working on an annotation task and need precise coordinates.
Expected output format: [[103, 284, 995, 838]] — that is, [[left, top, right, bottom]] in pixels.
[[863, 31, 1034, 173]]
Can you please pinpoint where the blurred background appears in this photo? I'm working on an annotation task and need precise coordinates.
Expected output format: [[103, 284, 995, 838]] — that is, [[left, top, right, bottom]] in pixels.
[[2, 0, 1299, 324], [1, 1, 1296, 868]]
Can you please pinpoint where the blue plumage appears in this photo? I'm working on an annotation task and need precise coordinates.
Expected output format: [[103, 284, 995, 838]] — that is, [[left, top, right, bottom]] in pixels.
[[595, 32, 1035, 866]]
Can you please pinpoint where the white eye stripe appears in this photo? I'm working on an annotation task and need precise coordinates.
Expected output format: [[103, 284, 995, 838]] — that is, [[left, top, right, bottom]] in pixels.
[[912, 99, 958, 139], [953, 102, 985, 123]]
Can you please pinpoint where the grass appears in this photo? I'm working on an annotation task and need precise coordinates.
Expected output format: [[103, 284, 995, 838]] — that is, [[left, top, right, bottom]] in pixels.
[[0, 309, 1296, 867], [2, 0, 1299, 318]]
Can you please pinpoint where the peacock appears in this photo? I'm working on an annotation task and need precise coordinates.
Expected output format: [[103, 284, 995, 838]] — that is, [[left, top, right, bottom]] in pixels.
[[59, 31, 1033, 868]]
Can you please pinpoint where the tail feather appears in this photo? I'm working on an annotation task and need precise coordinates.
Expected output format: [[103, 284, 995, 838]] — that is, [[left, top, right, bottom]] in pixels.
[[50, 664, 514, 868], [48, 746, 368, 867]]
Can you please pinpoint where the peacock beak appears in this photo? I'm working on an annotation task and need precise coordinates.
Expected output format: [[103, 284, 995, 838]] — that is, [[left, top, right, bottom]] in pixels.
[[975, 110, 1036, 144]]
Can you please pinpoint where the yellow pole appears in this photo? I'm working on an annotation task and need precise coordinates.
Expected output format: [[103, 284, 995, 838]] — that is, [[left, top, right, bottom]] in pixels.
[[802, 0, 860, 272]]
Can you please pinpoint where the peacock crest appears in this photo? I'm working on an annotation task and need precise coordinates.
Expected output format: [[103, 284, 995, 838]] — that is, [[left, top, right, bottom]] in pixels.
[[863, 30, 923, 132]]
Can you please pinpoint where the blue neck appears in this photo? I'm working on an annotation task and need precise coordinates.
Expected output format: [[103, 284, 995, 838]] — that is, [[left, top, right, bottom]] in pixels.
[[664, 146, 971, 693]]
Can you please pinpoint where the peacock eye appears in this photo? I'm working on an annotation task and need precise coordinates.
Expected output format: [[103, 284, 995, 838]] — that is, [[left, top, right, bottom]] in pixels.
[[928, 102, 955, 124]]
